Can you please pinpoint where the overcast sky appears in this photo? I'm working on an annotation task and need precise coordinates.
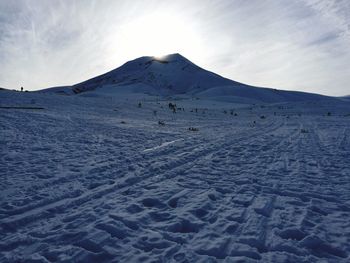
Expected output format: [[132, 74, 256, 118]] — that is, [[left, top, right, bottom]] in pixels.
[[0, 0, 349, 96]]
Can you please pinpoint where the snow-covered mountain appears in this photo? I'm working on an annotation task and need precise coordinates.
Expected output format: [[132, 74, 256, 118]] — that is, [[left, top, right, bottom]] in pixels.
[[43, 53, 333, 103], [2, 55, 350, 262], [73, 53, 237, 95]]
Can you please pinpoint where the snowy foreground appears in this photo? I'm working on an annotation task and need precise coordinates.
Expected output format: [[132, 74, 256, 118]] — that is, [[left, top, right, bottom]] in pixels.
[[1, 90, 350, 262]]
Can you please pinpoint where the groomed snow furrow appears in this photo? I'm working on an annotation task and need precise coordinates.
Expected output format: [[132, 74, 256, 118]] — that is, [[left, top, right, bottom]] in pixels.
[[1, 118, 282, 234], [1, 91, 349, 262]]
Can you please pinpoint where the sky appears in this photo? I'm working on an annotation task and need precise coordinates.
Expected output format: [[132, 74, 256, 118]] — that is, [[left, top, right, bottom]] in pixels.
[[0, 0, 349, 96]]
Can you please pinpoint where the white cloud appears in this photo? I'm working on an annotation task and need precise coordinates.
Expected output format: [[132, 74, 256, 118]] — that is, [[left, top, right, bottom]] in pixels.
[[0, 0, 349, 95]]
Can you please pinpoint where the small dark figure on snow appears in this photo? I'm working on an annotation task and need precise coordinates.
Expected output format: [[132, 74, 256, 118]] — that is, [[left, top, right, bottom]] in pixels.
[[168, 102, 177, 113]]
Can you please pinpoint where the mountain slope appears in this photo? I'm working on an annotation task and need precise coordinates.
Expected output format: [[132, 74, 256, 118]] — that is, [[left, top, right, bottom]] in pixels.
[[44, 53, 334, 103], [342, 95, 350, 101]]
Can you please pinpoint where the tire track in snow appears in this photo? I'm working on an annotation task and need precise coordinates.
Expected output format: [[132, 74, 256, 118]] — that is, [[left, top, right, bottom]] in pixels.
[[0, 119, 283, 234]]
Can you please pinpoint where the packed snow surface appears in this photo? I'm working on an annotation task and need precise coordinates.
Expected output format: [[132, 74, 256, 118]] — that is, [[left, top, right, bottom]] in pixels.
[[1, 90, 350, 262]]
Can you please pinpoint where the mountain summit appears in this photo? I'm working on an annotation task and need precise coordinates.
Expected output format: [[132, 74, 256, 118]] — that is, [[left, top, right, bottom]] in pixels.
[[45, 53, 331, 103]]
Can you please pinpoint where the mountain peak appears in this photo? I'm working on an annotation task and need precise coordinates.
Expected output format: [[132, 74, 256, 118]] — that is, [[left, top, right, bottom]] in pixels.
[[72, 53, 234, 95], [159, 53, 188, 61], [129, 53, 192, 66]]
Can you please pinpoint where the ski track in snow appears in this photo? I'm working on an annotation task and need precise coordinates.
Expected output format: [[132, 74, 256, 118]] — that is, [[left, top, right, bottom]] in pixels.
[[1, 92, 350, 262], [143, 139, 184, 153]]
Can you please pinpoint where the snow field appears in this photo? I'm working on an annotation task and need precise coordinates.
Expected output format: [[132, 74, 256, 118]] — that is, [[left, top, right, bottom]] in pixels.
[[1, 91, 350, 262]]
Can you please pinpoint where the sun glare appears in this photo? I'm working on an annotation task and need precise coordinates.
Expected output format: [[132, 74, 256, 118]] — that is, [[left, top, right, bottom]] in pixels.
[[118, 12, 203, 59]]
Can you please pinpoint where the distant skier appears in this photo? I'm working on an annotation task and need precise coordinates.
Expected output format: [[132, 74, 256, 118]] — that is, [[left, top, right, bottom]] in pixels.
[[21, 87, 23, 92]]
